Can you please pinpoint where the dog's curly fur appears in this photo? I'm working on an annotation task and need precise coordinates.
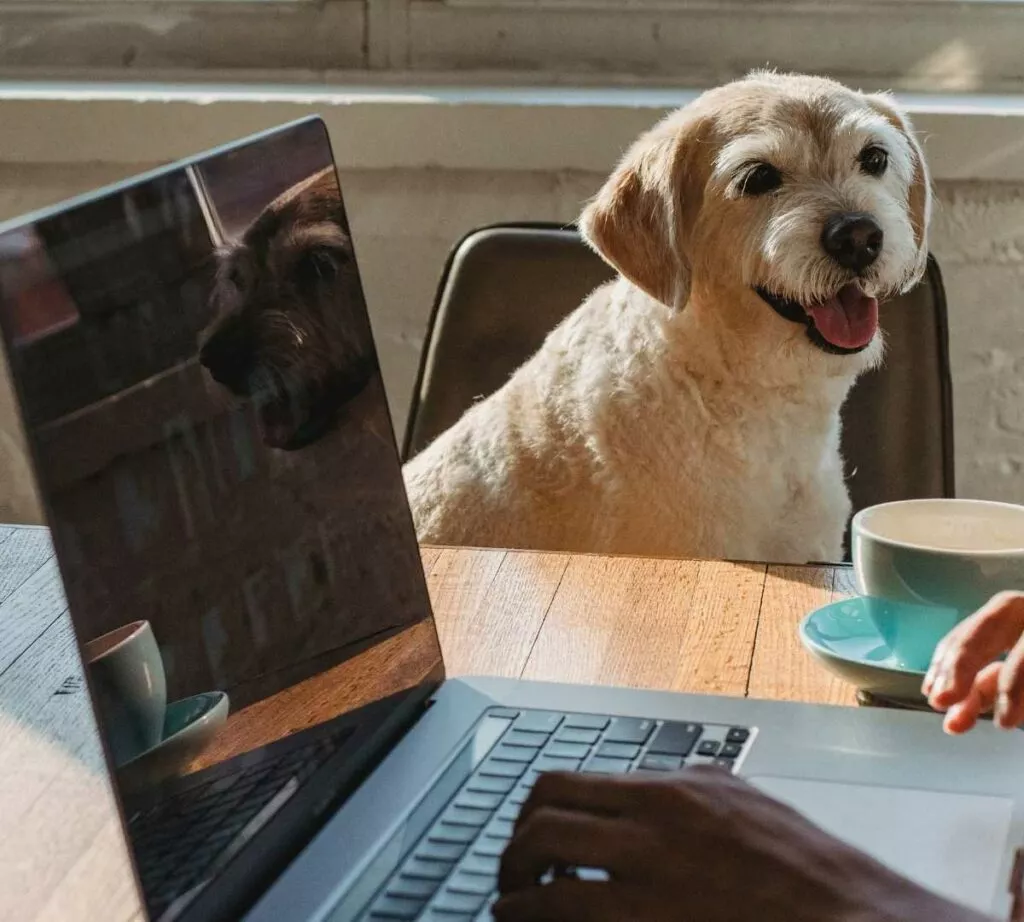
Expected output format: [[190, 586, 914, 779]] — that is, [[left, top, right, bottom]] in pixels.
[[403, 72, 933, 563]]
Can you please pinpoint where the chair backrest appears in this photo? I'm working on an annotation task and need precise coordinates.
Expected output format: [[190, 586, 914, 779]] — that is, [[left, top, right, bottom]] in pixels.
[[403, 224, 955, 558]]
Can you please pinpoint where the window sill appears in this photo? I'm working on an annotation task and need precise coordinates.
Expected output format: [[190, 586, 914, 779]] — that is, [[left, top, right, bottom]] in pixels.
[[2, 82, 1024, 182]]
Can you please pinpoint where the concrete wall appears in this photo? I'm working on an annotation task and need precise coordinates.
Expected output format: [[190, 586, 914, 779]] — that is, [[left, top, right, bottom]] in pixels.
[[0, 160, 1020, 524]]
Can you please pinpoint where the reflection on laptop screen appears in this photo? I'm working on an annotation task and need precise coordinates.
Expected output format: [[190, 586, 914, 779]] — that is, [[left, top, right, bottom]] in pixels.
[[0, 119, 444, 920]]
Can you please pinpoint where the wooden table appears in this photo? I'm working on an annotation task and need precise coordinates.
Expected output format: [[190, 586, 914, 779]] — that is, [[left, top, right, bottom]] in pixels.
[[0, 527, 853, 922]]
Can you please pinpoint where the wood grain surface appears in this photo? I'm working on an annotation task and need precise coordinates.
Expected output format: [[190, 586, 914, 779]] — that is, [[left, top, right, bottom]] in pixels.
[[1, 535, 854, 922]]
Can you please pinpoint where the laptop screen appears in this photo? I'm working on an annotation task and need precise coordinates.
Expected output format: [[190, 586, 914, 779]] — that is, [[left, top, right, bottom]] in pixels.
[[0, 119, 444, 919]]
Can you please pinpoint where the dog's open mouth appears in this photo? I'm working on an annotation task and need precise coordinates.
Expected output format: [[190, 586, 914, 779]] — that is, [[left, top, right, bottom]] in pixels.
[[755, 282, 879, 355], [255, 393, 329, 451], [239, 367, 325, 451], [252, 367, 373, 451]]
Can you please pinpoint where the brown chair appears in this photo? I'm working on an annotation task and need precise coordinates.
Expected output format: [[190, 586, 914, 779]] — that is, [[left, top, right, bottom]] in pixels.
[[403, 223, 955, 559]]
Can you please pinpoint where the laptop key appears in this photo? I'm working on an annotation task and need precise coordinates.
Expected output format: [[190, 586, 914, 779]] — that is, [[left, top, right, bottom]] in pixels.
[[473, 837, 506, 858], [421, 910, 475, 922], [454, 790, 504, 811], [443, 805, 492, 828], [388, 877, 439, 900], [484, 818, 515, 840], [533, 755, 582, 773], [417, 841, 469, 863], [647, 722, 702, 757], [489, 744, 536, 764], [554, 727, 601, 745], [497, 801, 521, 822], [720, 742, 743, 759], [585, 756, 632, 774], [479, 760, 526, 779], [466, 775, 517, 795], [502, 730, 549, 749], [712, 758, 736, 771], [429, 824, 480, 845], [370, 895, 424, 919], [487, 708, 521, 720], [447, 874, 495, 897], [433, 889, 488, 914], [726, 727, 750, 744], [507, 784, 534, 806], [604, 717, 655, 745], [639, 753, 683, 772], [697, 740, 720, 757], [403, 857, 455, 881], [595, 741, 641, 760], [461, 853, 501, 877], [562, 714, 610, 731], [544, 741, 592, 760], [513, 712, 563, 734]]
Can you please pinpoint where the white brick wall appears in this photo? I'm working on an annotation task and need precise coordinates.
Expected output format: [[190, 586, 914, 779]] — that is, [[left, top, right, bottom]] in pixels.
[[930, 182, 1024, 505]]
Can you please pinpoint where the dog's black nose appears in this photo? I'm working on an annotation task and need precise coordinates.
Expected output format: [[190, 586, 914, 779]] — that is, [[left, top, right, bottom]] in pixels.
[[199, 323, 254, 392], [821, 213, 884, 272]]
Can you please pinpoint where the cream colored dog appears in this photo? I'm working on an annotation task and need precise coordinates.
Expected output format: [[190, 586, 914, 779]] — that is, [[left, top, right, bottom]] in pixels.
[[403, 72, 931, 563]]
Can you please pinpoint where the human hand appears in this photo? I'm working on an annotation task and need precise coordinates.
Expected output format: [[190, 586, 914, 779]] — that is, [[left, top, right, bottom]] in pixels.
[[924, 591, 1024, 734], [495, 766, 981, 922]]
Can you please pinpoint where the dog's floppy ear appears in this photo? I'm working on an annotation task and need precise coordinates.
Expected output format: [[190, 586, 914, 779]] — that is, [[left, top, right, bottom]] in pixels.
[[579, 111, 708, 309], [867, 94, 932, 273]]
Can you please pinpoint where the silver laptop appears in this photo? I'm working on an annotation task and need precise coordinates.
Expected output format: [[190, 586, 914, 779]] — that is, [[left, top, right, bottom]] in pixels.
[[2, 118, 1022, 922]]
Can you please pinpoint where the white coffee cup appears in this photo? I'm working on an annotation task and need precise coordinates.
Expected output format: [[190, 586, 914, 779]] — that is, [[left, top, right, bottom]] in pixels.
[[851, 499, 1024, 670], [84, 620, 168, 767]]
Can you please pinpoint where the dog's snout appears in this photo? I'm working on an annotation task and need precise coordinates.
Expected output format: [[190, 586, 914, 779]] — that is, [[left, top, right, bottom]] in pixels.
[[199, 321, 254, 391], [820, 213, 883, 272]]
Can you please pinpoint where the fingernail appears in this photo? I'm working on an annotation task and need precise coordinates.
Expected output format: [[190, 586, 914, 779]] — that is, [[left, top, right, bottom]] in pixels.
[[997, 693, 1013, 728], [944, 702, 972, 735]]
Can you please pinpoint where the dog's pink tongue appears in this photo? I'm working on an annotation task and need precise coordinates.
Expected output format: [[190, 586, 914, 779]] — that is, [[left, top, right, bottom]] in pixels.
[[807, 283, 879, 349]]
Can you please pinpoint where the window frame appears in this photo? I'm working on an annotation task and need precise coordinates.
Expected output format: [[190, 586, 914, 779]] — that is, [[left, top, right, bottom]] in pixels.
[[0, 0, 367, 77], [1, 0, 1024, 94]]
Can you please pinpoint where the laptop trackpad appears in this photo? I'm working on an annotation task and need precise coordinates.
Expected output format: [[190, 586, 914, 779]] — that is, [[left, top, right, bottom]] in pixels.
[[750, 775, 1013, 914]]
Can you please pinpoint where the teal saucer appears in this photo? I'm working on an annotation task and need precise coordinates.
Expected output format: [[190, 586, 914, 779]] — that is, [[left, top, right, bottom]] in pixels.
[[117, 690, 230, 795], [799, 597, 931, 703]]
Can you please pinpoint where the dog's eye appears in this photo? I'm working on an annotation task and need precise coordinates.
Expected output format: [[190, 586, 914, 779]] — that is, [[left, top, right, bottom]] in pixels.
[[739, 163, 783, 196], [294, 249, 338, 290], [859, 145, 888, 177]]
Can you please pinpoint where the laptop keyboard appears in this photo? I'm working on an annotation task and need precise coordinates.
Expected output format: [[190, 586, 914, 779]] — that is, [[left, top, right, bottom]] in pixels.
[[130, 725, 355, 918], [363, 708, 754, 922]]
